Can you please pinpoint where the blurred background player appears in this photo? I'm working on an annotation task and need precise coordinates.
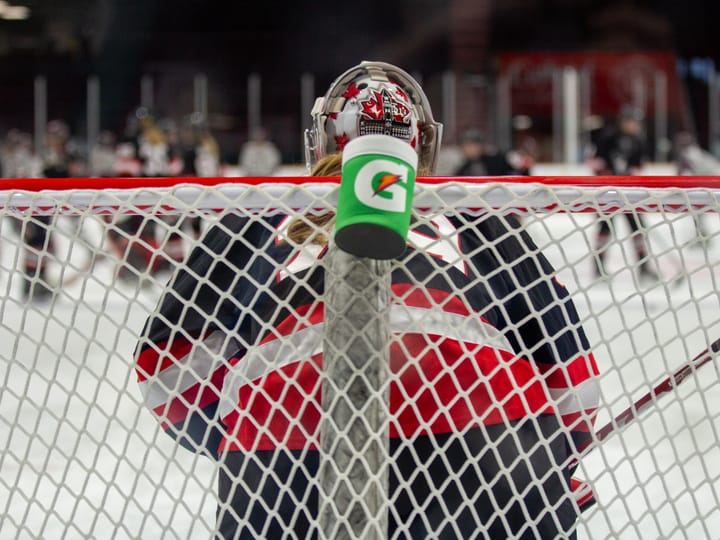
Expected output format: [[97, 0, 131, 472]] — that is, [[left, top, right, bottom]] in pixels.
[[238, 125, 281, 176], [173, 124, 219, 247], [6, 120, 78, 302], [137, 109, 171, 177], [194, 129, 221, 178], [454, 127, 532, 224], [1, 129, 41, 179], [454, 127, 527, 176], [105, 108, 170, 283], [674, 130, 718, 246], [586, 105, 659, 281], [0, 128, 50, 301], [89, 130, 118, 178], [135, 60, 599, 539]]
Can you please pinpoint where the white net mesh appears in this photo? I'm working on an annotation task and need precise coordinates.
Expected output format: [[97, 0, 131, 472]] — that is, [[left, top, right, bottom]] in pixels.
[[1, 178, 719, 539]]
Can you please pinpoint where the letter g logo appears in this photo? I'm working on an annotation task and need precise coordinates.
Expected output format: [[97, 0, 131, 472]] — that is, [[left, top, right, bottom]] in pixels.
[[353, 159, 409, 212]]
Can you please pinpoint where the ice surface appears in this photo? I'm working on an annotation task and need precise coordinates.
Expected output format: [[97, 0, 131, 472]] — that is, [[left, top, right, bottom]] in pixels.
[[527, 212, 720, 539], [0, 210, 718, 539]]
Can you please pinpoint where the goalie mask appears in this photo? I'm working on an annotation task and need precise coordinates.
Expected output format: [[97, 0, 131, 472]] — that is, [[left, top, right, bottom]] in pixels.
[[304, 61, 443, 173]]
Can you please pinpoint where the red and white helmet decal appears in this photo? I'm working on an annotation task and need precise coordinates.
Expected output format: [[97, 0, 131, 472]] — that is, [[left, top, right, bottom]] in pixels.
[[327, 80, 418, 153], [305, 61, 443, 173]]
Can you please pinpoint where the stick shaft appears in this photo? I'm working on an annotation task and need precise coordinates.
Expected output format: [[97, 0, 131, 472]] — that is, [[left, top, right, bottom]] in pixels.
[[576, 337, 720, 460]]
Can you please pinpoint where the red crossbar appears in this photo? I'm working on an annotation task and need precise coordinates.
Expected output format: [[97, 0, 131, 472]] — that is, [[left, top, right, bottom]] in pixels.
[[3, 175, 720, 192]]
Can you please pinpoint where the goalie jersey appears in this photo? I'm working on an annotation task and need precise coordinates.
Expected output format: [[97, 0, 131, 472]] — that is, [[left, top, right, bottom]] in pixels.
[[135, 211, 599, 463]]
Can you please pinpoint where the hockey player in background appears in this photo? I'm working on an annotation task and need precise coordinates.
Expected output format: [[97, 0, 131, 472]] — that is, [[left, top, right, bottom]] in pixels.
[[586, 105, 658, 281], [674, 131, 718, 246], [106, 108, 175, 283], [238, 125, 281, 176], [135, 61, 599, 539], [1, 123, 69, 302], [454, 127, 527, 177]]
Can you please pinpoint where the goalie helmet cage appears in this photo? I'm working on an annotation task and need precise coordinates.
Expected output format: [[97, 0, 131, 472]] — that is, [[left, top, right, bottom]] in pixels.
[[0, 175, 719, 539]]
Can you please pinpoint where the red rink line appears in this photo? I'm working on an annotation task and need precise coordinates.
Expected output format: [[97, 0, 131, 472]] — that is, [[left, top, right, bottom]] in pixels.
[[3, 175, 720, 191]]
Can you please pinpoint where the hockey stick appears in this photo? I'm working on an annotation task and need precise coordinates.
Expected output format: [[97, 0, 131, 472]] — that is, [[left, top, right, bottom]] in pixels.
[[573, 336, 720, 467]]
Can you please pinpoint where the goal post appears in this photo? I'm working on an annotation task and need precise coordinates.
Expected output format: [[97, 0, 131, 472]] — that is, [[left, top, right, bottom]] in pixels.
[[1, 175, 720, 539]]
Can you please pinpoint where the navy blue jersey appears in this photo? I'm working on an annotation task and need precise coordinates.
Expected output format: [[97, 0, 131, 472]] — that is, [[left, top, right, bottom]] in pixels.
[[136, 211, 598, 457]]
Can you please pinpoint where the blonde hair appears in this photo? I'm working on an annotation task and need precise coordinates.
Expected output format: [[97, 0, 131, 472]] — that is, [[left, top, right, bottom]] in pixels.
[[199, 131, 219, 157], [310, 153, 342, 177], [285, 151, 430, 246], [283, 154, 340, 246]]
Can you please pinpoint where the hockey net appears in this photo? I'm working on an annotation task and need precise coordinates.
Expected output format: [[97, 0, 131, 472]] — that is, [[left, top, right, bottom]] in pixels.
[[1, 175, 719, 539]]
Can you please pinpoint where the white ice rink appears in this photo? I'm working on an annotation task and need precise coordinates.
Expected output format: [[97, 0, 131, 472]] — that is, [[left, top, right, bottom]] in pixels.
[[1, 207, 719, 539]]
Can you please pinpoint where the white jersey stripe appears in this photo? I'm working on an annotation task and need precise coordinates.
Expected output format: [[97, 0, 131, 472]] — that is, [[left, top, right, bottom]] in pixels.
[[547, 377, 600, 416], [140, 330, 238, 411], [218, 304, 514, 419]]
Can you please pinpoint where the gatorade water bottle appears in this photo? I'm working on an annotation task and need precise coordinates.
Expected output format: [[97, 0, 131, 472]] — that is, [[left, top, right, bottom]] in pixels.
[[334, 134, 418, 259]]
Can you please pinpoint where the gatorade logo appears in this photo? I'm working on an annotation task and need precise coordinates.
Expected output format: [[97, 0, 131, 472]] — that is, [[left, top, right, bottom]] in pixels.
[[353, 158, 410, 212]]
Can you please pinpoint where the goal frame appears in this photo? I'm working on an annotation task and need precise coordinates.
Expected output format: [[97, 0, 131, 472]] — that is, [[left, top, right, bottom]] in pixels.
[[2, 174, 720, 539]]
